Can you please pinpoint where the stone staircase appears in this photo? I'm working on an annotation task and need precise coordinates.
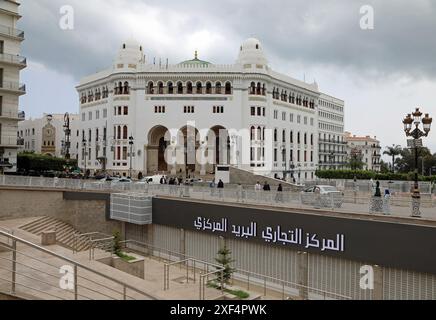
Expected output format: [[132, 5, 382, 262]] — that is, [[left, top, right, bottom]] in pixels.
[[19, 217, 91, 252]]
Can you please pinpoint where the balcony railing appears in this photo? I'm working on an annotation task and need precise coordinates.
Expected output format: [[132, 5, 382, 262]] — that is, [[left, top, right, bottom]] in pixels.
[[0, 136, 20, 147], [0, 110, 25, 120], [0, 81, 26, 93], [0, 24, 24, 39], [0, 53, 27, 67]]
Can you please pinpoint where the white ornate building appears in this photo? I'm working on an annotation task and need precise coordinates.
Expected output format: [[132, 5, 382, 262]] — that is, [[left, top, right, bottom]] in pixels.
[[77, 38, 344, 181], [18, 114, 80, 159], [345, 132, 382, 172], [318, 94, 346, 170], [0, 0, 26, 173]]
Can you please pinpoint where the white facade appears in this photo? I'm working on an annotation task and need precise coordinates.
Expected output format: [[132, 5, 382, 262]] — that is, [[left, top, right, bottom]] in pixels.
[[77, 38, 344, 182], [318, 94, 346, 170], [18, 114, 80, 159], [0, 0, 26, 173], [345, 132, 382, 172]]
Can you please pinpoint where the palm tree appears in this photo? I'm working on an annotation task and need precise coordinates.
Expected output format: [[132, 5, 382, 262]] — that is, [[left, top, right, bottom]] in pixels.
[[383, 145, 402, 173]]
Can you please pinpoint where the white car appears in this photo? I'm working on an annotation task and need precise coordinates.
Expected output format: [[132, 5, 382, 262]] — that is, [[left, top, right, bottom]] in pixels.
[[301, 185, 344, 208], [136, 175, 167, 185]]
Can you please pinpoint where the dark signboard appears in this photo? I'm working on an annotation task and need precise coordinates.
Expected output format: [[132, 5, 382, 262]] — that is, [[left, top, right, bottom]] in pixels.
[[152, 198, 436, 275]]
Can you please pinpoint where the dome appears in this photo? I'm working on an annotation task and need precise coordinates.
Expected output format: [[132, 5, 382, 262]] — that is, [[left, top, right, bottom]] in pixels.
[[114, 39, 144, 66], [178, 51, 212, 66], [237, 38, 268, 66]]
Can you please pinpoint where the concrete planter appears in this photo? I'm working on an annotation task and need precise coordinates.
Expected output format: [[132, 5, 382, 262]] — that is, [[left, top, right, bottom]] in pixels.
[[98, 253, 145, 279]]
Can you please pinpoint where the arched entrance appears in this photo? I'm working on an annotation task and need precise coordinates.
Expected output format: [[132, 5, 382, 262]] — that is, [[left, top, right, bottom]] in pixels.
[[147, 126, 170, 173], [179, 126, 200, 177], [208, 126, 230, 171]]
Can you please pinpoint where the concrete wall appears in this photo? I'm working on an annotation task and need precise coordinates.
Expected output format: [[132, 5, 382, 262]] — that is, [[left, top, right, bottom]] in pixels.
[[0, 188, 121, 235]]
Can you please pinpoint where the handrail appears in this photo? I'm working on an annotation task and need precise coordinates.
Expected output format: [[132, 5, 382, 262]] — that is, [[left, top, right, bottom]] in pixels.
[[0, 230, 157, 300]]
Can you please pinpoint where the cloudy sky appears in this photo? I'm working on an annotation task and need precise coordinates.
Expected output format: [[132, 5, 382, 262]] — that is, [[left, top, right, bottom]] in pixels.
[[18, 0, 436, 153]]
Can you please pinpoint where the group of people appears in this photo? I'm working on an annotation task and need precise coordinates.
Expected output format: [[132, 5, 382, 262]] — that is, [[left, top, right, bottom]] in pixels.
[[255, 181, 283, 193]]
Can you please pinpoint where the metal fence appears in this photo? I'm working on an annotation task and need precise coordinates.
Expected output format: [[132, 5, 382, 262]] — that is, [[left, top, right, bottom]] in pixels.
[[1, 175, 435, 219]]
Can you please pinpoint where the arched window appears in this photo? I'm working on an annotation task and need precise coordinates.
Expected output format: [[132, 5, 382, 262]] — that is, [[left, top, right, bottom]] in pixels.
[[158, 82, 164, 94], [147, 82, 154, 94], [274, 129, 278, 142], [262, 84, 266, 96], [225, 82, 232, 95], [196, 82, 203, 94], [284, 91, 288, 101], [304, 133, 307, 145], [282, 130, 286, 143], [250, 82, 256, 95], [187, 82, 193, 94], [250, 126, 256, 141], [206, 82, 212, 94], [257, 127, 262, 141], [256, 83, 261, 95], [117, 126, 121, 140], [167, 82, 174, 94], [215, 82, 222, 94], [290, 131, 294, 144], [311, 134, 314, 146], [123, 126, 128, 140], [177, 82, 183, 94], [297, 132, 301, 144], [123, 82, 129, 94]]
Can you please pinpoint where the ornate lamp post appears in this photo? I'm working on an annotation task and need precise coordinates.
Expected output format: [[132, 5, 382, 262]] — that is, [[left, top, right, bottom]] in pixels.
[[129, 135, 135, 179], [63, 113, 71, 160], [403, 108, 432, 217]]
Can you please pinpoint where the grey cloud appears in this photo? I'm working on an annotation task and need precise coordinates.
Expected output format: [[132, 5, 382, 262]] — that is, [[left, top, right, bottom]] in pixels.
[[18, 0, 436, 81]]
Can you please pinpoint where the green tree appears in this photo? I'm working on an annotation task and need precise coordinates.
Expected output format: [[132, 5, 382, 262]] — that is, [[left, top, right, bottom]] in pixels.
[[112, 231, 122, 257], [215, 246, 236, 288], [383, 145, 402, 173], [346, 152, 365, 170]]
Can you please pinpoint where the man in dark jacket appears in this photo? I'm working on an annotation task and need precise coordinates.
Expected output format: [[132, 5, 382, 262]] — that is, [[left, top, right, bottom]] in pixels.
[[217, 180, 224, 189]]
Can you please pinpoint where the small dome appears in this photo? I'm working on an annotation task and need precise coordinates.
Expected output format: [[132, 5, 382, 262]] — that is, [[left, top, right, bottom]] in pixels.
[[114, 39, 144, 66], [237, 38, 268, 66], [179, 51, 212, 66]]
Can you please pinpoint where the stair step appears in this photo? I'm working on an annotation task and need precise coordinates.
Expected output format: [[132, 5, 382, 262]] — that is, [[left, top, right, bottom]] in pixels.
[[21, 216, 52, 232]]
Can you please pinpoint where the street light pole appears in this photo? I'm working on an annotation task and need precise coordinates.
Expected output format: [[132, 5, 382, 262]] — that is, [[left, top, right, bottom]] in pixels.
[[129, 135, 134, 179], [403, 108, 432, 218]]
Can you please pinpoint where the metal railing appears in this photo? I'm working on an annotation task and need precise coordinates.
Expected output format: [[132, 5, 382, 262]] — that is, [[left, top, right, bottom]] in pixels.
[[0, 110, 25, 120], [0, 230, 157, 300], [0, 175, 435, 219], [0, 53, 26, 66], [0, 81, 26, 93], [119, 239, 351, 300], [0, 24, 24, 39]]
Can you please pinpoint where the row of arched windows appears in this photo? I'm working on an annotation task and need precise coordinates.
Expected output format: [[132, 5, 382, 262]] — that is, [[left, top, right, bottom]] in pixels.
[[250, 82, 267, 96], [147, 81, 232, 95], [80, 86, 109, 104], [114, 82, 130, 95], [272, 87, 316, 109]]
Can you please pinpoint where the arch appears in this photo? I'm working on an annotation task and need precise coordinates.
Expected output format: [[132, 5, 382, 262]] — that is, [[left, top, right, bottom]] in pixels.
[[123, 82, 129, 94], [209, 125, 230, 166], [196, 82, 203, 94], [177, 81, 183, 94], [167, 81, 174, 94], [225, 82, 232, 95], [250, 126, 256, 141], [179, 125, 201, 175], [206, 82, 212, 94], [186, 81, 193, 94], [123, 126, 128, 140], [262, 83, 266, 96], [157, 81, 164, 94], [147, 81, 154, 94], [250, 82, 256, 95], [147, 125, 171, 173], [215, 82, 222, 94], [256, 82, 261, 95]]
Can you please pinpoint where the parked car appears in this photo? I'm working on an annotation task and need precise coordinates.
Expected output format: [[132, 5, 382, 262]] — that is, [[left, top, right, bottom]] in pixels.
[[301, 185, 344, 208], [136, 175, 167, 185], [184, 178, 203, 186]]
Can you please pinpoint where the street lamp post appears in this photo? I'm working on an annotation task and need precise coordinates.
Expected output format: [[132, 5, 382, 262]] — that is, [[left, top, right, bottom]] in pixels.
[[403, 108, 432, 217], [82, 138, 87, 177], [129, 135, 134, 179]]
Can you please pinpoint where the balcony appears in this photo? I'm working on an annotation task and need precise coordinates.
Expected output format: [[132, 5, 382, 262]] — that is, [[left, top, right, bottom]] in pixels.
[[0, 81, 26, 94], [0, 53, 27, 68], [0, 110, 25, 121], [0, 24, 24, 40], [0, 136, 21, 148]]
